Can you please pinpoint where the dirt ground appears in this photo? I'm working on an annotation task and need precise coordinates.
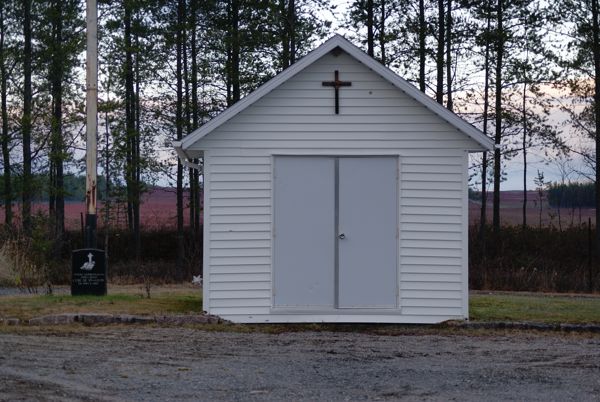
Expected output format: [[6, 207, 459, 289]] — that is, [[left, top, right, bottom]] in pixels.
[[1, 327, 599, 401]]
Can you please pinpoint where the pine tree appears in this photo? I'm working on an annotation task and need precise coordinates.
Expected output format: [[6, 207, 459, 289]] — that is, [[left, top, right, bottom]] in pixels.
[[41, 0, 83, 242], [553, 0, 600, 251], [0, 1, 13, 227], [176, 0, 185, 278], [21, 0, 33, 232]]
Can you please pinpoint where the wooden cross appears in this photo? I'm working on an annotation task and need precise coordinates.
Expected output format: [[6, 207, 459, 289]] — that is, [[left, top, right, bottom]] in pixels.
[[322, 70, 351, 114]]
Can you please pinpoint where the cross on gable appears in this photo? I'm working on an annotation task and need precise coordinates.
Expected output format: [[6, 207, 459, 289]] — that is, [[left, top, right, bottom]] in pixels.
[[322, 70, 352, 114]]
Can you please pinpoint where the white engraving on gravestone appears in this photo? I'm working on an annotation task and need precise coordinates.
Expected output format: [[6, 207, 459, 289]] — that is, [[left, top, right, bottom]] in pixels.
[[80, 252, 96, 271]]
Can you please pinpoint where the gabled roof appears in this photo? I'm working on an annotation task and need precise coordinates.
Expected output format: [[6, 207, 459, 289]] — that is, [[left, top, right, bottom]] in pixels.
[[173, 34, 494, 158]]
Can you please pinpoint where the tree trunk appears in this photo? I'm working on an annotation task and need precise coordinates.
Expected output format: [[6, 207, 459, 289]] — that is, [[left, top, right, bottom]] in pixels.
[[176, 0, 185, 279], [22, 0, 33, 233], [0, 4, 11, 227], [522, 82, 527, 228], [479, 0, 492, 240], [124, 2, 134, 233], [521, 16, 530, 229], [190, 0, 200, 240], [436, 0, 445, 104], [367, 0, 374, 57], [445, 0, 453, 111], [379, 0, 386, 65], [183, 20, 194, 232], [592, 0, 600, 254], [493, 0, 504, 233], [230, 0, 240, 104], [104, 77, 111, 262], [418, 0, 426, 92], [288, 0, 295, 64], [50, 0, 65, 242], [280, 0, 289, 68], [539, 191, 542, 228], [133, 30, 141, 263]]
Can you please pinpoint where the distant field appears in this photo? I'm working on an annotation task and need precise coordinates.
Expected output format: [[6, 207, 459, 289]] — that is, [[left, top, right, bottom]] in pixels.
[[0, 188, 200, 230], [469, 190, 595, 227], [0, 189, 593, 229]]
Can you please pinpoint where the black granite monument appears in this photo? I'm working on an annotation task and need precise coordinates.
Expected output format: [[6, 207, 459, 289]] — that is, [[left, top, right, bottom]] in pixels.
[[71, 248, 107, 296]]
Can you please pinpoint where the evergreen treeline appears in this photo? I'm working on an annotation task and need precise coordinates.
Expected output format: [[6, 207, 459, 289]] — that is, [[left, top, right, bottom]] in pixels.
[[547, 182, 595, 209], [0, 174, 106, 202], [1, 0, 600, 276]]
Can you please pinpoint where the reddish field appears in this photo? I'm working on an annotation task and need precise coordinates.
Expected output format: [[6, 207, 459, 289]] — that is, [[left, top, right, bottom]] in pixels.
[[0, 189, 594, 230], [2, 188, 201, 230], [469, 190, 595, 227]]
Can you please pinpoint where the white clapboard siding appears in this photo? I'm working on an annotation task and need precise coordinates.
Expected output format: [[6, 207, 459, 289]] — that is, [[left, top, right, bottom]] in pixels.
[[193, 49, 479, 323], [210, 265, 271, 274], [401, 189, 462, 199], [203, 148, 468, 158], [401, 307, 463, 316], [211, 298, 272, 308], [400, 223, 462, 233], [210, 199, 270, 208], [400, 230, 463, 241], [210, 231, 270, 240], [402, 255, 462, 264], [401, 198, 462, 208], [247, 105, 433, 116], [400, 282, 462, 291], [211, 131, 467, 141], [199, 139, 476, 150], [210, 239, 271, 248], [210, 256, 271, 266], [211, 173, 271, 182], [210, 307, 272, 316], [209, 289, 271, 299], [401, 265, 461, 275], [211, 282, 271, 292], [233, 112, 452, 123], [402, 273, 461, 283], [257, 97, 430, 107], [402, 163, 462, 173], [401, 298, 463, 308]]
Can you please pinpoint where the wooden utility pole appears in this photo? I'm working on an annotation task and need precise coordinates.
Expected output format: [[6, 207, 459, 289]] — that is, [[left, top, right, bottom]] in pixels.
[[72, 0, 105, 297], [85, 0, 98, 247]]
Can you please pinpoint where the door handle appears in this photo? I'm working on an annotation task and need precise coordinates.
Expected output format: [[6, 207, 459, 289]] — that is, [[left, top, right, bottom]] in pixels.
[[338, 233, 345, 239]]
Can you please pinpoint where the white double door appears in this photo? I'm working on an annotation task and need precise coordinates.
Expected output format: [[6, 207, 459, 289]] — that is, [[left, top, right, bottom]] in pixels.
[[273, 156, 398, 309]]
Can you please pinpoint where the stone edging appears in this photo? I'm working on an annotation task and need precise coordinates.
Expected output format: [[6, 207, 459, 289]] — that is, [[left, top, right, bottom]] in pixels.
[[1, 316, 600, 333], [0, 313, 225, 326], [443, 320, 600, 333]]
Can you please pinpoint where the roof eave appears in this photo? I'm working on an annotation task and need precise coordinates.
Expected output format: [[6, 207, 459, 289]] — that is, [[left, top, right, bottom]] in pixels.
[[173, 140, 189, 161]]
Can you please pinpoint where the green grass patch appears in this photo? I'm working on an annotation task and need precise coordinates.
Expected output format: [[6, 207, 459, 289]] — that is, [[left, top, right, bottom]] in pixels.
[[3, 286, 600, 327], [470, 293, 600, 324], [0, 286, 202, 321]]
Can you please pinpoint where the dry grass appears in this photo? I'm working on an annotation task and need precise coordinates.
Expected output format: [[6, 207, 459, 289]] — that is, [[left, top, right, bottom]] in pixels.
[[0, 284, 202, 321]]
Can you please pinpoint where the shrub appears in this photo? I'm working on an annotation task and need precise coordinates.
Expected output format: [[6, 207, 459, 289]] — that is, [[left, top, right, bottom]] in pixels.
[[470, 225, 598, 293], [0, 214, 69, 293]]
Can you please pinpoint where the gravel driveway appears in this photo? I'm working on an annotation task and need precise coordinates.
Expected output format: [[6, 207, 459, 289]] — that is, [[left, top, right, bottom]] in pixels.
[[1, 328, 599, 401]]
